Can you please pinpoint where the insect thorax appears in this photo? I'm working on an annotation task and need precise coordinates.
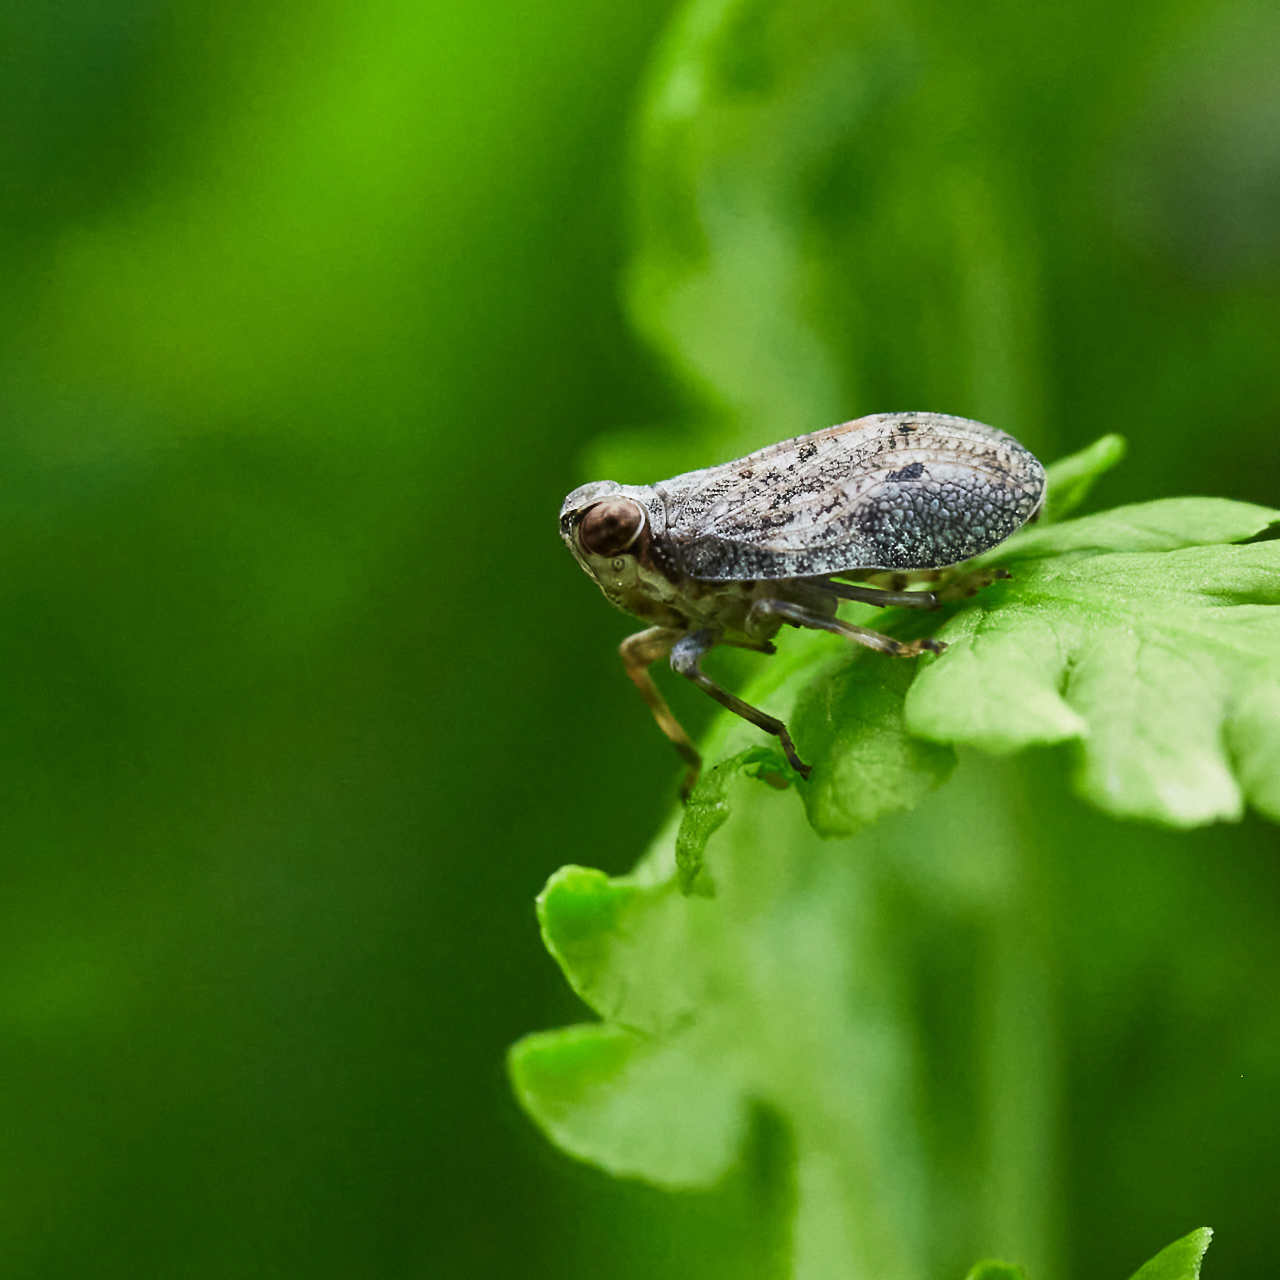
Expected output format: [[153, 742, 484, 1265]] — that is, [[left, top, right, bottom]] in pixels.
[[579, 536, 835, 645]]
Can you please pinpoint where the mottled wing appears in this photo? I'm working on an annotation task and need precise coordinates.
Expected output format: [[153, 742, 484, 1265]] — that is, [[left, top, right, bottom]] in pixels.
[[658, 413, 1045, 580]]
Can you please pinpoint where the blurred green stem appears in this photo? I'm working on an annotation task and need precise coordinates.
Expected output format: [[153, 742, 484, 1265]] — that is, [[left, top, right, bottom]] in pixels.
[[726, 752, 1061, 1279]]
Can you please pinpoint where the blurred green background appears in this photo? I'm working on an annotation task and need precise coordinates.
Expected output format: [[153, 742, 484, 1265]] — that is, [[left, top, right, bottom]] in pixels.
[[0, 0, 1277, 1276]]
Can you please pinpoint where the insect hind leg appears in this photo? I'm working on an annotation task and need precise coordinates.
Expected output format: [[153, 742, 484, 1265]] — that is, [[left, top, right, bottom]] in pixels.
[[749, 599, 945, 657], [669, 631, 812, 780], [812, 577, 940, 609], [836, 564, 1012, 603]]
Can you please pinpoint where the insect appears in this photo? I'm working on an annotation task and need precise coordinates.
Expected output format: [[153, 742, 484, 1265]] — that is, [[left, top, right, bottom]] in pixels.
[[560, 412, 1045, 796]]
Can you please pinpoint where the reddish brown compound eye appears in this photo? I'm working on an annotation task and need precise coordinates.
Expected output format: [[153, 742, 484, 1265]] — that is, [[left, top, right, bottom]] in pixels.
[[578, 499, 644, 557]]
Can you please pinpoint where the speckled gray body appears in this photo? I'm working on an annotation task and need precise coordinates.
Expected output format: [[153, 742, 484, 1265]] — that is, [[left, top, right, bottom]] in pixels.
[[671, 412, 1043, 577], [562, 412, 1044, 586], [558, 412, 1045, 791]]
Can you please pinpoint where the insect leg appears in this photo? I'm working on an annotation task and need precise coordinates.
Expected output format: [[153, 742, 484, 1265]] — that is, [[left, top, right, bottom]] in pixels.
[[932, 565, 1011, 602], [813, 577, 940, 609], [669, 630, 812, 780], [621, 627, 703, 799], [749, 599, 946, 657], [837, 569, 940, 589]]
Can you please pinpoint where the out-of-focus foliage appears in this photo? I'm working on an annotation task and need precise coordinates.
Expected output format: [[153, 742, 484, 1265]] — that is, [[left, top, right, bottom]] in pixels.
[[1, 1, 733, 1278], [615, 0, 1280, 498], [2, 0, 1279, 1276]]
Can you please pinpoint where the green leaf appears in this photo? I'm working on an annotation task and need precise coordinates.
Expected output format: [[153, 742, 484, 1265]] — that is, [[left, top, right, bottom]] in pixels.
[[671, 656, 959, 892], [676, 745, 799, 896], [1040, 433, 1127, 522], [994, 497, 1280, 563], [533, 864, 698, 1032], [511, 864, 750, 1186], [908, 522, 1280, 825], [792, 649, 957, 839], [507, 1022, 747, 1188], [963, 1264, 1027, 1280], [658, 490, 1280, 836], [516, 490, 1278, 1262], [520, 751, 1065, 1278], [958, 1229, 1213, 1280], [1127, 1229, 1213, 1280]]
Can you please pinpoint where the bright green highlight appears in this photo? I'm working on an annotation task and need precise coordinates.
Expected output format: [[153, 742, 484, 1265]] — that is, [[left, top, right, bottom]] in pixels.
[[508, 1023, 745, 1187], [963, 1263, 1028, 1280], [1128, 1229, 1214, 1280]]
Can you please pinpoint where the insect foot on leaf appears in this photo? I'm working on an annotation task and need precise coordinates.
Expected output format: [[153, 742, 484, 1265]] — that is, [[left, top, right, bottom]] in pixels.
[[935, 565, 1013, 602], [669, 631, 813, 783]]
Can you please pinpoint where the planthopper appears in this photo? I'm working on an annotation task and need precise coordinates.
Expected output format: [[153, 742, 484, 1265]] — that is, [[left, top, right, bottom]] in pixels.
[[559, 412, 1045, 796]]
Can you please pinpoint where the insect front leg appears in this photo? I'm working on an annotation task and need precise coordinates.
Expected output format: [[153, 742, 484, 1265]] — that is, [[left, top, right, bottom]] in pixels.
[[748, 599, 946, 657], [620, 627, 703, 799], [669, 630, 812, 780]]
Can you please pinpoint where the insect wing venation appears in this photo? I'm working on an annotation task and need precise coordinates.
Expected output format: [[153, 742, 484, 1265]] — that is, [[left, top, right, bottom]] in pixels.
[[659, 413, 1044, 580]]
